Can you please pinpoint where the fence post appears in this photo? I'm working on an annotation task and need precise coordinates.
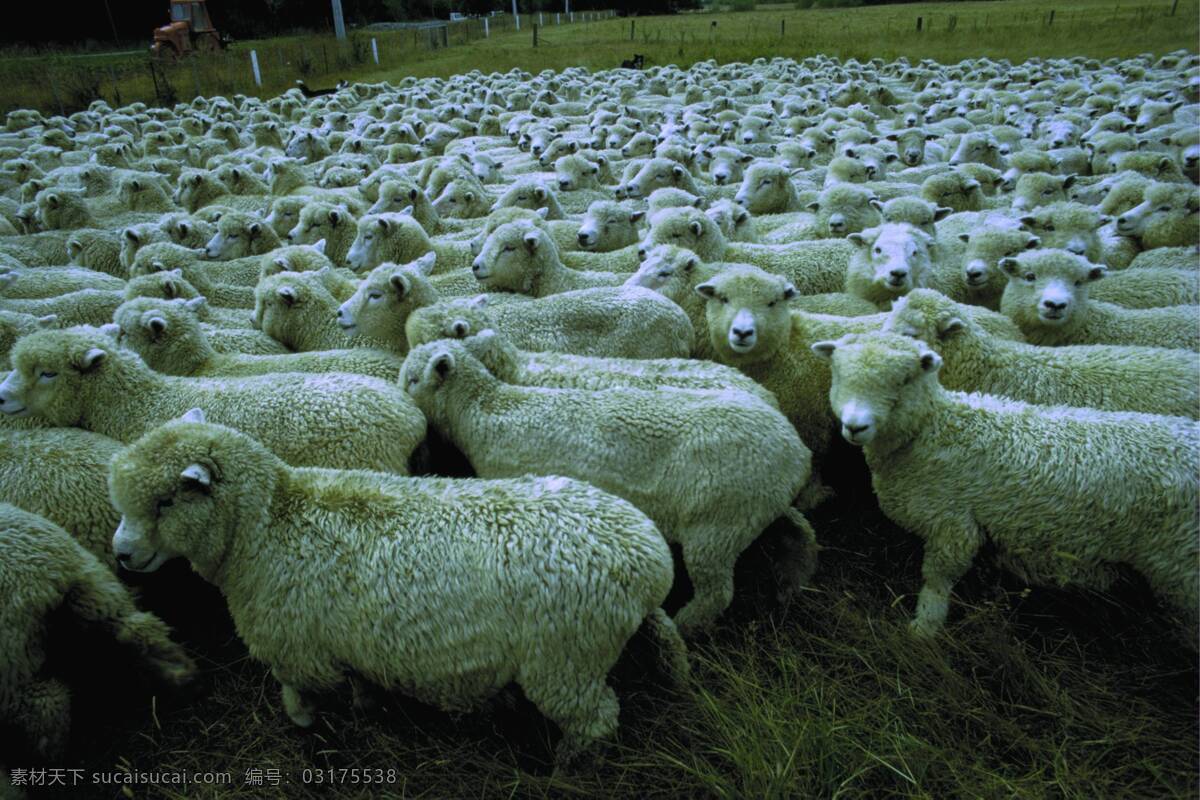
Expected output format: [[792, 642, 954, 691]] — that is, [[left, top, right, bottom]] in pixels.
[[533, 23, 538, 47], [371, 38, 379, 64], [631, 19, 635, 40], [1171, 0, 1179, 14], [47, 70, 65, 117], [781, 19, 785, 37], [250, 49, 262, 87], [1047, 9, 1054, 26], [322, 44, 329, 72], [148, 61, 161, 105], [442, 25, 448, 47], [539, 11, 543, 25], [485, 17, 490, 36], [916, 16, 922, 31], [513, 0, 520, 30], [107, 65, 121, 106]]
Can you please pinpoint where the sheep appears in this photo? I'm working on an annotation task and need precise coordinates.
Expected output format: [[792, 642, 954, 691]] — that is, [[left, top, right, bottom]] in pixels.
[[734, 163, 806, 215], [844, 223, 935, 309], [473, 220, 624, 296], [921, 172, 984, 213], [203, 209, 283, 260], [0, 503, 195, 759], [489, 178, 567, 219], [884, 127, 941, 168], [577, 201, 645, 252], [0, 266, 123, 299], [254, 271, 390, 352], [798, 184, 883, 240], [999, 250, 1199, 350], [810, 331, 1199, 642], [130, 244, 255, 308], [434, 326, 779, 409], [705, 198, 757, 243], [174, 169, 264, 214], [1115, 182, 1200, 249], [885, 289, 1199, 418], [0, 327, 426, 473], [695, 263, 1024, 458], [931, 224, 1041, 310], [258, 241, 335, 277], [643, 207, 852, 295], [623, 157, 701, 199], [1128, 245, 1200, 270], [284, 201, 357, 265], [405, 286, 693, 360], [111, 297, 403, 380], [264, 195, 309, 238], [401, 337, 818, 634], [880, 196, 951, 236], [345, 212, 473, 273], [0, 289, 122, 327], [108, 411, 685, 763], [0, 309, 52, 368], [0, 427, 124, 565], [703, 146, 754, 187], [1011, 172, 1076, 211], [65, 229, 125, 277]]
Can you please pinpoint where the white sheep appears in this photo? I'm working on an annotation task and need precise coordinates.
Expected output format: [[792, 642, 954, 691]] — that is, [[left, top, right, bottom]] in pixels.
[[812, 331, 1198, 642], [109, 411, 686, 763], [401, 337, 818, 634]]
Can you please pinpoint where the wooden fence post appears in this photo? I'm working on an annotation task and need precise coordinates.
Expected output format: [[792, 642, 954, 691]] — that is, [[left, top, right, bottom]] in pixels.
[[533, 23, 538, 47], [1171, 0, 1179, 14], [916, 16, 922, 31], [1047, 9, 1055, 26], [631, 19, 635, 40], [250, 49, 262, 87], [190, 57, 202, 98]]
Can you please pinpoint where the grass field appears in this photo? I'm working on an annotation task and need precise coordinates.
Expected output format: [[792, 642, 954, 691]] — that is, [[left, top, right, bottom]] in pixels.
[[0, 0, 1197, 115]]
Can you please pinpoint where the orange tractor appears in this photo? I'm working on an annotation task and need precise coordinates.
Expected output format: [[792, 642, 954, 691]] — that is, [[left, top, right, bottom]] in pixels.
[[151, 0, 231, 60]]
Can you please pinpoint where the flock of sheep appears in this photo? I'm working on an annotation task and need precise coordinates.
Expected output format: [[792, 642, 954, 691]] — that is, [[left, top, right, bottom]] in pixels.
[[0, 47, 1198, 777]]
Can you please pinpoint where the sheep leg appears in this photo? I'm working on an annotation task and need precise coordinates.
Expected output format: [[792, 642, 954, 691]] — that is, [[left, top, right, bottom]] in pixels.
[[774, 508, 821, 602], [910, 516, 982, 638], [521, 671, 619, 767], [8, 678, 71, 757], [64, 560, 195, 687], [674, 533, 737, 636], [274, 673, 316, 728]]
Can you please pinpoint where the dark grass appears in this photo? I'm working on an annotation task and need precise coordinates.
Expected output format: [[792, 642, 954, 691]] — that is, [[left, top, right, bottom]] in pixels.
[[9, 449, 1197, 800]]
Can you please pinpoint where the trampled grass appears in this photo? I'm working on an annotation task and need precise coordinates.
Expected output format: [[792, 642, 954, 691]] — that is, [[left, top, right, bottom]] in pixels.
[[0, 0, 1197, 115], [15, 459, 1198, 799]]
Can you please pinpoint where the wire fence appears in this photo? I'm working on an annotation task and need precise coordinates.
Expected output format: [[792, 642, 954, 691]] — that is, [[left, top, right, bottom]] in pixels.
[[0, 11, 617, 117]]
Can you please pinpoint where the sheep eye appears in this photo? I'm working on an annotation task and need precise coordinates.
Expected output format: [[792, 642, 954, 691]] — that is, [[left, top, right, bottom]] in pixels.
[[1158, 205, 1172, 212], [38, 370, 57, 380], [873, 246, 882, 255], [157, 497, 174, 512], [502, 245, 514, 253], [767, 300, 777, 307], [1043, 224, 1055, 231], [1024, 272, 1036, 281], [1074, 280, 1083, 287], [1042, 189, 1053, 195], [368, 291, 382, 300]]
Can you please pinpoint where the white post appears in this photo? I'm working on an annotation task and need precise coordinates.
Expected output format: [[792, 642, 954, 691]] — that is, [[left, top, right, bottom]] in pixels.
[[512, 0, 519, 30], [250, 49, 262, 87], [556, 12, 560, 24], [484, 17, 489, 36], [331, 0, 346, 40], [370, 38, 379, 64], [539, 11, 543, 25]]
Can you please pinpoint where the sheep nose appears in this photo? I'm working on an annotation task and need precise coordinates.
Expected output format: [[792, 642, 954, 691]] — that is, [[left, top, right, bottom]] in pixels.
[[731, 325, 754, 340], [471, 259, 482, 274], [637, 247, 647, 259], [560, 180, 570, 190], [1066, 242, 1087, 255], [966, 267, 984, 279], [845, 423, 869, 435], [714, 173, 726, 184], [578, 232, 590, 245], [1052, 139, 1064, 147], [1042, 298, 1067, 311], [1135, 124, 1147, 133], [734, 195, 746, 205], [889, 269, 908, 280]]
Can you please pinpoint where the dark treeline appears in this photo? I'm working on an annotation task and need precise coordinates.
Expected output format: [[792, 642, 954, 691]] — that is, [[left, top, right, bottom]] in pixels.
[[0, 0, 698, 49]]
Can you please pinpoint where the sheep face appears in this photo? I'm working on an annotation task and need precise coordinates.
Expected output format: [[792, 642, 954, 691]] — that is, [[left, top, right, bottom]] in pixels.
[[627, 245, 699, 299], [880, 197, 948, 237], [404, 297, 492, 350], [959, 227, 1039, 292], [472, 222, 549, 292], [848, 224, 933, 301], [0, 328, 118, 425], [705, 199, 753, 242], [1116, 184, 1200, 247], [947, 132, 1000, 168], [288, 203, 351, 246], [1011, 173, 1075, 211], [624, 158, 691, 199], [110, 415, 264, 576], [345, 213, 422, 272], [884, 128, 936, 167], [883, 290, 968, 347], [430, 180, 484, 219], [337, 255, 435, 343], [735, 164, 792, 215], [921, 173, 983, 213], [492, 180, 556, 215], [1019, 202, 1102, 260], [577, 202, 642, 251], [555, 154, 601, 192], [253, 272, 336, 348], [399, 340, 467, 411], [999, 250, 1105, 329], [695, 265, 795, 361], [264, 196, 307, 238], [812, 184, 882, 237], [810, 332, 942, 447]]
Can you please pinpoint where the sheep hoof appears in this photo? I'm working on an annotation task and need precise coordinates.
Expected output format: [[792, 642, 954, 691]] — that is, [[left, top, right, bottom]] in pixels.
[[908, 617, 941, 639], [282, 684, 316, 728]]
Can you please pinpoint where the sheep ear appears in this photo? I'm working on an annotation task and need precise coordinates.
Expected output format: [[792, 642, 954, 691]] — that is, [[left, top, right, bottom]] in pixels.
[[184, 297, 206, 312], [247, 222, 262, 237], [35, 314, 57, 329], [415, 251, 437, 275], [1086, 265, 1106, 282], [124, 228, 140, 243], [145, 315, 167, 335], [810, 340, 838, 360], [846, 232, 868, 247], [376, 217, 391, 231], [999, 257, 1021, 277], [277, 286, 298, 305], [468, 294, 488, 309], [328, 209, 342, 225], [1019, 215, 1036, 228], [868, 198, 884, 212], [688, 219, 704, 237], [694, 282, 717, 299], [389, 272, 410, 298], [310, 238, 327, 254], [430, 350, 455, 381], [535, 206, 550, 219], [934, 206, 953, 221], [523, 230, 540, 252], [806, 201, 820, 211], [180, 407, 206, 424], [630, 210, 646, 223], [1062, 174, 1077, 189], [918, 349, 942, 372], [78, 347, 107, 371], [782, 283, 797, 300], [99, 322, 120, 338], [180, 462, 212, 490], [937, 316, 965, 338]]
